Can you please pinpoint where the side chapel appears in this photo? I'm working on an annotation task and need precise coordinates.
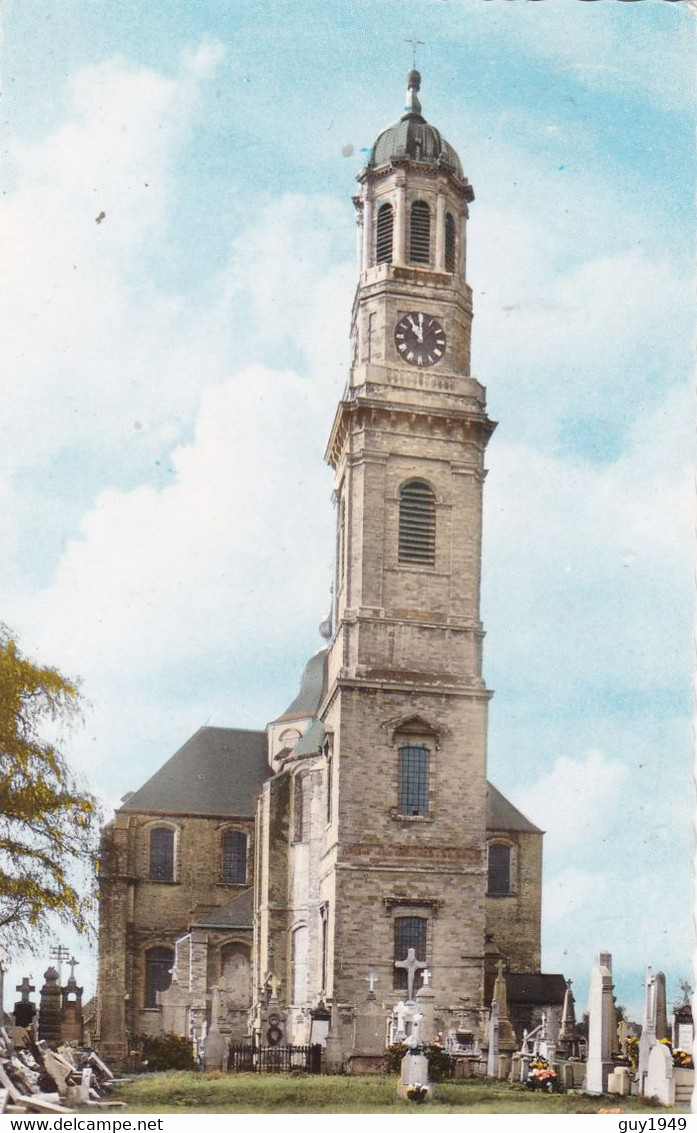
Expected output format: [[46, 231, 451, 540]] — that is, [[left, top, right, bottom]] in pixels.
[[97, 71, 553, 1066]]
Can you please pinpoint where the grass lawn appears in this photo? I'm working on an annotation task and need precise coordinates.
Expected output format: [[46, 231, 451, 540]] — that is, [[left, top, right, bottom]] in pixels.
[[110, 1072, 690, 1114]]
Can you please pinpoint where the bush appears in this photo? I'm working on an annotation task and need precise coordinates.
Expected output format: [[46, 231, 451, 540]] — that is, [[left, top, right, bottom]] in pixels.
[[385, 1042, 454, 1082], [138, 1033, 197, 1071]]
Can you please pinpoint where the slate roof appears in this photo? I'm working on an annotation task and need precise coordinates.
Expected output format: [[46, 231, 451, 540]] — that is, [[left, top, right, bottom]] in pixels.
[[120, 726, 268, 817], [506, 973, 567, 1007], [486, 782, 543, 835], [192, 887, 254, 930], [275, 649, 328, 723]]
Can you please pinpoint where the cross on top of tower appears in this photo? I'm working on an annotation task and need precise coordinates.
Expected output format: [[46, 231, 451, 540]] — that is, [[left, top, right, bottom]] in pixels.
[[404, 37, 425, 70], [67, 956, 79, 980]]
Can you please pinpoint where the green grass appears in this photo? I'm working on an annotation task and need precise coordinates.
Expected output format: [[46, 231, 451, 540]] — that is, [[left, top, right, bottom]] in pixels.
[[109, 1072, 690, 1114]]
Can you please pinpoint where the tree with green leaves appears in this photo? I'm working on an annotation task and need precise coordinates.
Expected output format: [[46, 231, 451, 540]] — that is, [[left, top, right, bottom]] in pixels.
[[0, 625, 99, 952]]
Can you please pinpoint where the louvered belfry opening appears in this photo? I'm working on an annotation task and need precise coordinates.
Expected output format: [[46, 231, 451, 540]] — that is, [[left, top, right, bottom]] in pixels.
[[410, 200, 431, 264], [445, 212, 456, 272], [399, 479, 436, 565], [376, 202, 394, 264]]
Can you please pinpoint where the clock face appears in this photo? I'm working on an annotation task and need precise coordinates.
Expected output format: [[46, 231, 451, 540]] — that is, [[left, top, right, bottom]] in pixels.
[[394, 312, 446, 367]]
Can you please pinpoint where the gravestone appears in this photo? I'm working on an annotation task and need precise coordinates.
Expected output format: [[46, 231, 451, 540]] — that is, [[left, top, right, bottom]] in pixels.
[[655, 971, 668, 1041], [584, 951, 614, 1094], [203, 982, 229, 1071], [672, 984, 694, 1052], [397, 1011, 431, 1102], [61, 957, 84, 1044], [491, 961, 516, 1052], [38, 967, 62, 1046], [638, 966, 657, 1092], [646, 1041, 675, 1106], [486, 1000, 499, 1077], [13, 978, 36, 1029], [348, 975, 388, 1074]]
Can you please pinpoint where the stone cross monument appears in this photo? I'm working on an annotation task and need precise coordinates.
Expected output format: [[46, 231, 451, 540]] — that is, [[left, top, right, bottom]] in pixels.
[[395, 948, 427, 1003]]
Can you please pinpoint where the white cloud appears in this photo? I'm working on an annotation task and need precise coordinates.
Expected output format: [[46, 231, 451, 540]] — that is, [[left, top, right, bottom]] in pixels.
[[515, 750, 629, 855]]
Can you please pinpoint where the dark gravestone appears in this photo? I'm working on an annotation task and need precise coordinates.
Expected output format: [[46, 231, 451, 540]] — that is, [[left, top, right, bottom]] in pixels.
[[38, 967, 62, 1045], [13, 977, 36, 1028]]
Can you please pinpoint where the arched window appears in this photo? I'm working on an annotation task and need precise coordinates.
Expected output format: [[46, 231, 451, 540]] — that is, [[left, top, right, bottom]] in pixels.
[[410, 200, 430, 264], [222, 830, 248, 884], [220, 944, 252, 1005], [149, 827, 175, 882], [445, 212, 456, 273], [487, 843, 513, 896], [398, 479, 436, 565], [398, 744, 430, 816], [376, 202, 394, 264], [145, 946, 174, 1007], [394, 916, 427, 990], [291, 925, 309, 1004]]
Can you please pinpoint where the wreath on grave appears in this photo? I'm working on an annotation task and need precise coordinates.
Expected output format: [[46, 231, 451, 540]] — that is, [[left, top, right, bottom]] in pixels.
[[525, 1058, 559, 1093]]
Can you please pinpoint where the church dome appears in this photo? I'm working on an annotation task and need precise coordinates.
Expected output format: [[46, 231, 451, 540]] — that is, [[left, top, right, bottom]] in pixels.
[[368, 71, 464, 181]]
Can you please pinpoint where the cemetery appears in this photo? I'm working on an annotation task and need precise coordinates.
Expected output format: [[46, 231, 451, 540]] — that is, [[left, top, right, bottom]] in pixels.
[[0, 945, 691, 1113]]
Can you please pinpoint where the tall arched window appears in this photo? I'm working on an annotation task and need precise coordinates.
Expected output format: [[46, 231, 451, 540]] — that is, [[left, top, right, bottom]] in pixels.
[[149, 827, 175, 882], [376, 203, 394, 264], [221, 830, 248, 884], [445, 212, 456, 273], [398, 479, 436, 565], [394, 916, 427, 990], [145, 946, 174, 1007], [410, 200, 430, 264], [487, 843, 513, 895], [398, 744, 430, 816]]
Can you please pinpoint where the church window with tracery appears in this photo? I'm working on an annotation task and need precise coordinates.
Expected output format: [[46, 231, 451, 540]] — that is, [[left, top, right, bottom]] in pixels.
[[398, 743, 430, 816], [410, 200, 431, 264], [221, 830, 248, 884], [376, 202, 394, 264], [149, 826, 175, 882], [398, 479, 436, 565], [445, 212, 456, 272], [145, 946, 174, 1007], [394, 916, 427, 989]]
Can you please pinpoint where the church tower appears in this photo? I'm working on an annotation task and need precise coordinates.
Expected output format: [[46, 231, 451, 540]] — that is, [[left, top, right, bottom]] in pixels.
[[319, 71, 495, 1033]]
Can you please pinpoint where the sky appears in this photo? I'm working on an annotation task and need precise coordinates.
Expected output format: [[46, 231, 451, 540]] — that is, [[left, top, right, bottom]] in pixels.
[[1, 0, 694, 1023]]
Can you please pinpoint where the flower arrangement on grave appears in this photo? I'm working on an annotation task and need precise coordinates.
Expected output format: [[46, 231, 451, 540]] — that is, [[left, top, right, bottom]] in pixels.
[[405, 1083, 429, 1103], [525, 1058, 559, 1092], [659, 1039, 694, 1069], [625, 1035, 639, 1070]]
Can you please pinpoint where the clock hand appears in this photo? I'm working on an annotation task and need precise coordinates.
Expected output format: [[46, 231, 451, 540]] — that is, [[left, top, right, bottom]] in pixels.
[[417, 313, 424, 343], [407, 316, 419, 334]]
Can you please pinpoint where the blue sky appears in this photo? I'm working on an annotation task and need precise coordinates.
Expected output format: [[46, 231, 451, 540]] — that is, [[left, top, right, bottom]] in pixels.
[[2, 0, 694, 1021]]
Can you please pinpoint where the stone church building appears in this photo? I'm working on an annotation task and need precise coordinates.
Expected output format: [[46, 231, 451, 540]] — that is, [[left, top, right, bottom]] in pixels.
[[97, 71, 551, 1066]]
